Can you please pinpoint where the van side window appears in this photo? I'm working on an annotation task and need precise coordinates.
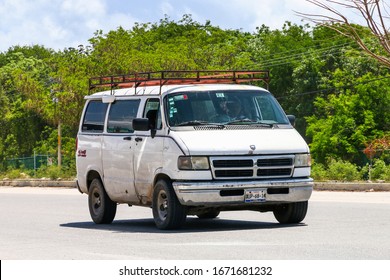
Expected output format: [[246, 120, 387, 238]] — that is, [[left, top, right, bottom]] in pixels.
[[82, 100, 108, 133], [143, 99, 162, 130], [107, 100, 140, 133]]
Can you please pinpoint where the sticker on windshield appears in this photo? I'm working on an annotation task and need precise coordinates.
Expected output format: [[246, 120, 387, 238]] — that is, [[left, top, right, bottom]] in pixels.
[[216, 93, 225, 98], [169, 108, 177, 118], [172, 94, 188, 101]]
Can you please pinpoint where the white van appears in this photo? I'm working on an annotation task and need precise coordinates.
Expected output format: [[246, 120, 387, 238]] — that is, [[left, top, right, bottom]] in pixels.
[[76, 71, 313, 229]]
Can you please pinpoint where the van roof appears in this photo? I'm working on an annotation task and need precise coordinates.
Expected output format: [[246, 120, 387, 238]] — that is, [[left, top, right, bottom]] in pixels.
[[87, 70, 270, 98], [85, 83, 270, 99]]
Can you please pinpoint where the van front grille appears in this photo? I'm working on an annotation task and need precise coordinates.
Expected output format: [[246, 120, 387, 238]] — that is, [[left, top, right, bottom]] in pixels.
[[215, 169, 254, 178], [213, 159, 253, 168], [211, 155, 294, 180], [257, 158, 293, 166], [257, 168, 292, 177]]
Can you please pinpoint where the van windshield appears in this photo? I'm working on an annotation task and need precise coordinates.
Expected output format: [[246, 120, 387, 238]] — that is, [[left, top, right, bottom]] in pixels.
[[165, 90, 289, 127]]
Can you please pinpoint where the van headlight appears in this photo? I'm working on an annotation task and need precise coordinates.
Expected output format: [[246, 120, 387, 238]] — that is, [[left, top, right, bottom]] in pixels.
[[178, 156, 210, 170], [294, 154, 311, 167]]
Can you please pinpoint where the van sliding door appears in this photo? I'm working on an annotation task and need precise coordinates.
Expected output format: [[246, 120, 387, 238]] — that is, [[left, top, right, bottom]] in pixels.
[[102, 99, 140, 204]]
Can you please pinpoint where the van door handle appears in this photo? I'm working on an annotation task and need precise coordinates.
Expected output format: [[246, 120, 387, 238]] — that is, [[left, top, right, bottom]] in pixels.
[[123, 136, 132, 141], [135, 137, 143, 142]]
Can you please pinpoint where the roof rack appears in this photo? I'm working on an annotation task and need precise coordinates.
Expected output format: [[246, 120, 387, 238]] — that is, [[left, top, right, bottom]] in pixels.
[[89, 70, 270, 94]]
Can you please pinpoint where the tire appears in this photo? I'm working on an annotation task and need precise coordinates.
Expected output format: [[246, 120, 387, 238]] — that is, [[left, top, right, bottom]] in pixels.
[[152, 179, 187, 230], [273, 201, 308, 224], [88, 178, 117, 224], [197, 210, 220, 219]]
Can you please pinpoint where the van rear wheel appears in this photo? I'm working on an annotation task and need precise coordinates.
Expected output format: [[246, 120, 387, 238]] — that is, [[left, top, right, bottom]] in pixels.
[[273, 201, 308, 224], [152, 179, 186, 230], [88, 178, 117, 224]]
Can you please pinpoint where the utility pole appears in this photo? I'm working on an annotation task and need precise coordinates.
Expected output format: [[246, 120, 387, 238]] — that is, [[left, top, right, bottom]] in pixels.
[[58, 118, 62, 167], [50, 76, 63, 169], [52, 93, 61, 168]]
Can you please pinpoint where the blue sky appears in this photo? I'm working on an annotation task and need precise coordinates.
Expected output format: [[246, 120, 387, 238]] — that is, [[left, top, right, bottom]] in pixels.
[[0, 0, 361, 52]]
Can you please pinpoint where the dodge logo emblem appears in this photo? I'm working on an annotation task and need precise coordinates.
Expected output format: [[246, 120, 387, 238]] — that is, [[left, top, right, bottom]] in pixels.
[[248, 145, 256, 154]]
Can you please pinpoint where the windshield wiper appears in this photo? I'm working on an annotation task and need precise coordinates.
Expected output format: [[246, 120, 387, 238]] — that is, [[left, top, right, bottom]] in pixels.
[[225, 118, 255, 125], [176, 121, 224, 127], [251, 122, 275, 128], [225, 119, 274, 127]]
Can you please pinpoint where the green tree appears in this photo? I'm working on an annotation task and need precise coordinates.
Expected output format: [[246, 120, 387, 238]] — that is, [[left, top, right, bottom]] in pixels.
[[49, 46, 92, 133], [88, 15, 255, 74], [0, 52, 49, 162], [306, 71, 390, 164]]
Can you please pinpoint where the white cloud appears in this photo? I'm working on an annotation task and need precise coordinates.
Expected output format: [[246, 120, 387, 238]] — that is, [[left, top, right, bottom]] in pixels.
[[179, 0, 362, 31], [0, 0, 138, 51], [161, 1, 174, 16], [106, 12, 136, 30], [0, 0, 365, 52], [60, 0, 106, 17], [42, 16, 70, 40], [201, 0, 300, 30]]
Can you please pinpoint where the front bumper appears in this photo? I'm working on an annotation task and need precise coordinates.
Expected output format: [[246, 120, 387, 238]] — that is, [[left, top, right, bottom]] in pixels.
[[172, 178, 313, 206]]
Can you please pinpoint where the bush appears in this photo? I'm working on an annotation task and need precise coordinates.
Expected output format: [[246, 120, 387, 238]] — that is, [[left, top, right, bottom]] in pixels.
[[1, 168, 32, 180], [0, 165, 76, 180], [363, 159, 390, 181], [36, 165, 61, 180], [311, 163, 328, 181], [3, 169, 23, 180], [371, 160, 390, 181], [326, 159, 361, 181], [35, 165, 75, 180], [311, 158, 362, 181]]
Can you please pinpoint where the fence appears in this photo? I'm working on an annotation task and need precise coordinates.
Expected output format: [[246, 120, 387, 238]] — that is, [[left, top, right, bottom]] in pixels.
[[4, 153, 54, 170]]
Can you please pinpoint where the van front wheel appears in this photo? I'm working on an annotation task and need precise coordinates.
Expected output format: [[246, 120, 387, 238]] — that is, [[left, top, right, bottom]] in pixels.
[[273, 201, 308, 224], [88, 178, 117, 224], [152, 179, 187, 230]]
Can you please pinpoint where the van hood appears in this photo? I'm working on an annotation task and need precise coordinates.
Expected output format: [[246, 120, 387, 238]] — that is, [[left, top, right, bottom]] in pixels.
[[171, 128, 309, 156]]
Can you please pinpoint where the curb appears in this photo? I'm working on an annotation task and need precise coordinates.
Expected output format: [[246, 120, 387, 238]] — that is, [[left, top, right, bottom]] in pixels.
[[1, 180, 390, 192], [0, 180, 77, 188], [314, 181, 390, 192]]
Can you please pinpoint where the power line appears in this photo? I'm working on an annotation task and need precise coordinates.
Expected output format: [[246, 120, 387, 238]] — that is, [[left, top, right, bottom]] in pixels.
[[255, 41, 361, 69], [261, 44, 355, 69], [259, 42, 352, 62], [261, 42, 351, 64], [253, 36, 352, 59], [276, 75, 390, 100]]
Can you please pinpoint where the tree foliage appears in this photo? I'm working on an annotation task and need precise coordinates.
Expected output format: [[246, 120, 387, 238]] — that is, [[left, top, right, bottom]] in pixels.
[[0, 15, 389, 175]]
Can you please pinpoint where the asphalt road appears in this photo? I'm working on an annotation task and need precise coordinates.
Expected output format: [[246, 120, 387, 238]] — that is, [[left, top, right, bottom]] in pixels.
[[0, 187, 389, 260]]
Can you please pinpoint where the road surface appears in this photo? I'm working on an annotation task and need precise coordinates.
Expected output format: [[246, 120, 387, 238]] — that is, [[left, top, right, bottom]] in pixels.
[[0, 187, 389, 259]]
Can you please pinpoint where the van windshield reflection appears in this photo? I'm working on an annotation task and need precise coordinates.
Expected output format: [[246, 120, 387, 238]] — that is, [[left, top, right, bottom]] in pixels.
[[166, 90, 289, 127]]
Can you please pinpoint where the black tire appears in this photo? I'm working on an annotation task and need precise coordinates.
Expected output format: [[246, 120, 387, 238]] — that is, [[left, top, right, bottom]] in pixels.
[[197, 210, 220, 219], [88, 178, 117, 224], [152, 179, 187, 230], [273, 201, 308, 224]]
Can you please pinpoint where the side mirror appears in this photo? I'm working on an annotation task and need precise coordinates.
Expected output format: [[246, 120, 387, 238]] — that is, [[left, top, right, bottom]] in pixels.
[[287, 115, 296, 127], [132, 118, 150, 131]]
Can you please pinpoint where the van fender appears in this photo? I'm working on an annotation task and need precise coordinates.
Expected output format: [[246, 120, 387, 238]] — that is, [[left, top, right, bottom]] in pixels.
[[85, 165, 104, 189]]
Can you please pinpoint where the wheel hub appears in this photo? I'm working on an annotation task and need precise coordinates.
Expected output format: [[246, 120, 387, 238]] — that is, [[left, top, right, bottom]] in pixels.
[[157, 191, 168, 220], [93, 191, 101, 210]]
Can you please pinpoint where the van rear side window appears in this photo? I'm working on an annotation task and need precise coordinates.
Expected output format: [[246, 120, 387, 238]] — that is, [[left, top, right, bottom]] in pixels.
[[107, 100, 140, 133], [82, 100, 108, 132]]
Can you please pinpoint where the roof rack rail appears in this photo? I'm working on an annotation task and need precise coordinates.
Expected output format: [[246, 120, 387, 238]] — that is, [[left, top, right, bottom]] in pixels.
[[89, 70, 270, 93]]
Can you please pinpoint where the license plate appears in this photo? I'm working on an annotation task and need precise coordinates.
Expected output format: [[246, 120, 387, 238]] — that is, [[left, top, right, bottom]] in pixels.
[[244, 189, 267, 203]]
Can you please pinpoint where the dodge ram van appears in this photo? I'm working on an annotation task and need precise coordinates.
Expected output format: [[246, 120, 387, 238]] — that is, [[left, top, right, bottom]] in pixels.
[[76, 71, 313, 229]]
